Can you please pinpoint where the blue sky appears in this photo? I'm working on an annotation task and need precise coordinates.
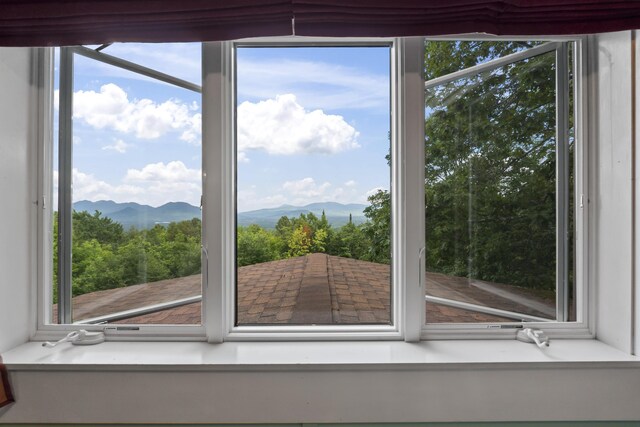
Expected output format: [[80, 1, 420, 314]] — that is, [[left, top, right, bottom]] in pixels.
[[55, 43, 391, 212]]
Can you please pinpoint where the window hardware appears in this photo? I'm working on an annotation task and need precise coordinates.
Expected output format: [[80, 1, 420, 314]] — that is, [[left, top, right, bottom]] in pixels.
[[42, 330, 105, 347], [516, 327, 550, 348]]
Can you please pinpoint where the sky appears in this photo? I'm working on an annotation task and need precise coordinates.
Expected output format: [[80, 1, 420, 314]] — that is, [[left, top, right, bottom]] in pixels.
[[54, 42, 391, 212]]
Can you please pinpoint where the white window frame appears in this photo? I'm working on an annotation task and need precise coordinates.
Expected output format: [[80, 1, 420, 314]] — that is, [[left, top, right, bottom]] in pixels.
[[204, 37, 410, 342], [34, 45, 206, 341], [34, 35, 591, 343], [418, 35, 592, 340]]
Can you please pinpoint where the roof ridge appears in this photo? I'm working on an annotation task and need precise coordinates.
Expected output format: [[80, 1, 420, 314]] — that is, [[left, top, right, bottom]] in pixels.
[[288, 253, 333, 324]]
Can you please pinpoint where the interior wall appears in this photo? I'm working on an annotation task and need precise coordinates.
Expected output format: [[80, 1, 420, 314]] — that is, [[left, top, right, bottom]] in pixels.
[[594, 31, 634, 353], [2, 367, 640, 423], [0, 47, 34, 353]]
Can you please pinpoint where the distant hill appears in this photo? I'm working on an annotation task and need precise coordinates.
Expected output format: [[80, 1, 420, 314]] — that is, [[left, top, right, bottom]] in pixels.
[[237, 202, 367, 228], [73, 200, 367, 229], [73, 200, 201, 229]]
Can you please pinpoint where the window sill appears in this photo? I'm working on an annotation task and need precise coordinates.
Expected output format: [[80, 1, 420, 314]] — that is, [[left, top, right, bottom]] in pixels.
[[3, 339, 640, 424], [2, 339, 638, 372]]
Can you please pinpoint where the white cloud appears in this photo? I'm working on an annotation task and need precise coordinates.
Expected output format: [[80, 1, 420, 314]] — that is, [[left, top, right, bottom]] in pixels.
[[237, 57, 389, 111], [102, 139, 129, 153], [72, 168, 144, 203], [237, 177, 372, 212], [237, 94, 359, 157], [237, 188, 287, 213], [365, 187, 387, 199], [237, 151, 250, 163], [282, 177, 331, 198], [71, 83, 201, 144], [62, 161, 201, 207], [124, 161, 200, 184]]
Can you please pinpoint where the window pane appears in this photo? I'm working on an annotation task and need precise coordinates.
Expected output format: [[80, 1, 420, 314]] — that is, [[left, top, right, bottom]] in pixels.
[[80, 43, 201, 86], [235, 46, 392, 325], [424, 42, 575, 323], [424, 40, 546, 81], [52, 44, 203, 325]]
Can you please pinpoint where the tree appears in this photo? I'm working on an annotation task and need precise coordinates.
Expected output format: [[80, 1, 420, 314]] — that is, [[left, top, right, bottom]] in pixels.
[[422, 40, 559, 290], [237, 224, 280, 266], [359, 41, 561, 290], [362, 190, 391, 264], [287, 224, 312, 257], [72, 210, 124, 246]]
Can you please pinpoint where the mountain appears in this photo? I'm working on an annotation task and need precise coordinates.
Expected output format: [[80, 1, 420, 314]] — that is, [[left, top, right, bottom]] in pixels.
[[73, 200, 367, 230], [237, 202, 367, 228], [73, 200, 201, 229]]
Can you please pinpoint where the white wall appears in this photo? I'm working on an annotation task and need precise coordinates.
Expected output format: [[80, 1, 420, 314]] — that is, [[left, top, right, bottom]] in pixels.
[[2, 366, 640, 423], [0, 48, 34, 353], [594, 31, 635, 353]]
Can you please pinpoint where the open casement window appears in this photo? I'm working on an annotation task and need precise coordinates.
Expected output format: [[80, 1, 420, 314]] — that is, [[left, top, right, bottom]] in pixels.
[[421, 39, 588, 336], [48, 43, 205, 334]]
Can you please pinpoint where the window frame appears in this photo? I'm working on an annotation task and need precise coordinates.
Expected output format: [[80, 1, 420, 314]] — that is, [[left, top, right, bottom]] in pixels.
[[204, 37, 409, 342], [34, 35, 592, 342], [35, 44, 207, 340], [419, 35, 592, 340]]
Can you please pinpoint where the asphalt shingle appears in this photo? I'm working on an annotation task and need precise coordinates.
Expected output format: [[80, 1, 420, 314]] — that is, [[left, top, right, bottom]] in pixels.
[[53, 253, 555, 325]]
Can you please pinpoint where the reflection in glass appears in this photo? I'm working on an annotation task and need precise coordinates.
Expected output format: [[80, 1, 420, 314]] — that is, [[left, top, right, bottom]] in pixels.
[[424, 44, 575, 323]]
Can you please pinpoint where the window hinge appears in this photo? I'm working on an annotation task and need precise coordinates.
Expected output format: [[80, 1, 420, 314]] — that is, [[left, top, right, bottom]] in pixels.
[[42, 195, 46, 210], [580, 194, 584, 208]]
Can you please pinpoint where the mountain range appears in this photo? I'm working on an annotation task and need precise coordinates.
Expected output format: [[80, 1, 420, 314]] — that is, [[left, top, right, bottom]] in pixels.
[[73, 200, 367, 229]]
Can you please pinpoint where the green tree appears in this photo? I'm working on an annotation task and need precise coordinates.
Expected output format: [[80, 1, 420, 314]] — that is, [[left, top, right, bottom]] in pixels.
[[332, 220, 369, 259], [362, 190, 391, 264], [72, 210, 124, 246], [237, 224, 280, 266], [358, 41, 561, 290], [287, 224, 312, 257], [116, 235, 170, 286]]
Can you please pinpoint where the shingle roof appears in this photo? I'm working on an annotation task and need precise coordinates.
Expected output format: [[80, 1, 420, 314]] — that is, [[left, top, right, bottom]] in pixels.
[[56, 253, 555, 325]]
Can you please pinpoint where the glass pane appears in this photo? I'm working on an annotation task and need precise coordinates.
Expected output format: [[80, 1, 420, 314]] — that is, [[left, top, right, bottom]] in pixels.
[[52, 44, 202, 325], [82, 42, 201, 86], [424, 45, 573, 323], [424, 40, 547, 81], [235, 46, 392, 325]]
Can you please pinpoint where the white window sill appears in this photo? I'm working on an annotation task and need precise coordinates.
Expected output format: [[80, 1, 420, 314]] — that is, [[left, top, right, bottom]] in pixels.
[[2, 339, 638, 372], [3, 339, 640, 424]]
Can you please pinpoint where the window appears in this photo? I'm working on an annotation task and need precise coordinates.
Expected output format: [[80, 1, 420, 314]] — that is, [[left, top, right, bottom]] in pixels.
[[47, 43, 204, 332], [39, 36, 589, 340], [234, 44, 392, 326], [420, 38, 588, 338]]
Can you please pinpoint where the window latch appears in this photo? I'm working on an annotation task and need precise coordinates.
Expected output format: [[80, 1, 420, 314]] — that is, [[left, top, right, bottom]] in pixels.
[[516, 327, 550, 348], [42, 330, 105, 348]]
